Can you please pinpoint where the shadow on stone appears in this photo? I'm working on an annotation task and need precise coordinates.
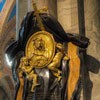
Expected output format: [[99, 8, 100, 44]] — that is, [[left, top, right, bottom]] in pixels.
[[86, 55, 100, 73], [83, 54, 100, 100]]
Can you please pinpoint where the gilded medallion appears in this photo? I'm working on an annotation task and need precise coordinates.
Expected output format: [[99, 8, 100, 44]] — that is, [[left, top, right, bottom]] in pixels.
[[25, 31, 55, 68]]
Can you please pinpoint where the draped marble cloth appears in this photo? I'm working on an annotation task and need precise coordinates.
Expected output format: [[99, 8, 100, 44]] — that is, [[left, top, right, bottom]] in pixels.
[[6, 12, 89, 100]]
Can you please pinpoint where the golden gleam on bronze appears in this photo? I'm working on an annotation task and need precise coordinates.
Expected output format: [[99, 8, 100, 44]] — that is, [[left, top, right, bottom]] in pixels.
[[25, 31, 55, 68]]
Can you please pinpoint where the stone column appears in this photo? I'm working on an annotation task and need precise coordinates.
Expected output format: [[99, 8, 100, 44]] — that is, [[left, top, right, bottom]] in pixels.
[[27, 0, 32, 11], [19, 0, 27, 25], [16, 0, 19, 39], [58, 0, 72, 32], [47, 0, 57, 18], [57, 0, 79, 33]]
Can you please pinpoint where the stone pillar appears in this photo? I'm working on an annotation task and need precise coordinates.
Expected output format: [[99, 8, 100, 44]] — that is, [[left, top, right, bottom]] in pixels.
[[47, 0, 57, 18], [71, 0, 79, 33], [57, 0, 72, 32], [19, 0, 27, 25], [57, 0, 79, 33], [16, 0, 19, 39], [27, 0, 32, 11]]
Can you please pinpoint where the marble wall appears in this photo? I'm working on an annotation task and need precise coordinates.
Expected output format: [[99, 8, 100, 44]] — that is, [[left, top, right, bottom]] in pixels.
[[84, 0, 100, 100]]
